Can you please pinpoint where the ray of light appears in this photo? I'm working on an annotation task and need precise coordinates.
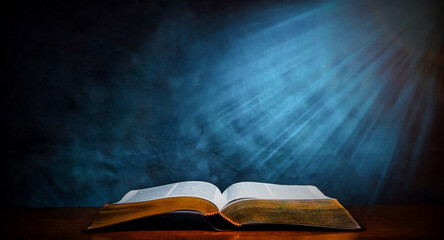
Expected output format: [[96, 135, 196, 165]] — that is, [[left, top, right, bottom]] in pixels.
[[180, 0, 441, 203]]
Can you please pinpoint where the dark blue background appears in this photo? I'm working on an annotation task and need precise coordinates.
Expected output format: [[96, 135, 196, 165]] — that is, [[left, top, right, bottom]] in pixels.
[[1, 0, 443, 206]]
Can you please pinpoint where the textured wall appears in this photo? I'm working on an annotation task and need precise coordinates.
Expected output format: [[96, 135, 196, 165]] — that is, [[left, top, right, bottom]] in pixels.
[[1, 0, 443, 206]]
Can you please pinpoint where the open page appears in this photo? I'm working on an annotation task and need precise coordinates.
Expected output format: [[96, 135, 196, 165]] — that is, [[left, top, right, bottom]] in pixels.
[[222, 182, 330, 205], [116, 181, 226, 209]]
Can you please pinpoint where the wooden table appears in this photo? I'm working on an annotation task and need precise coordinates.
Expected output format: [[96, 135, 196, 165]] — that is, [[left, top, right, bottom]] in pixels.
[[1, 205, 442, 239]]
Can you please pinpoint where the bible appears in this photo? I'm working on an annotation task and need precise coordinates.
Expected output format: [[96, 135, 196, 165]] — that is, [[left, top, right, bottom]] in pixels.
[[86, 181, 361, 231]]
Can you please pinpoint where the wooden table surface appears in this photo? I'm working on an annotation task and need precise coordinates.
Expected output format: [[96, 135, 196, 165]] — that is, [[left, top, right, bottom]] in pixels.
[[1, 205, 442, 239]]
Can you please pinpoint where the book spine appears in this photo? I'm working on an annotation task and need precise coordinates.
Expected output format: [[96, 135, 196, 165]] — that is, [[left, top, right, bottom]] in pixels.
[[206, 211, 240, 231], [218, 212, 240, 227]]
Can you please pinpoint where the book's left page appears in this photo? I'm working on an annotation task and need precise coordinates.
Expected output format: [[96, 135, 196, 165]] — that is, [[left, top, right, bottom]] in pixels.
[[116, 181, 225, 209]]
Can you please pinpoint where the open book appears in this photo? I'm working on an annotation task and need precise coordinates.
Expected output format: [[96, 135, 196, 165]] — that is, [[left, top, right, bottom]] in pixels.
[[86, 181, 361, 231]]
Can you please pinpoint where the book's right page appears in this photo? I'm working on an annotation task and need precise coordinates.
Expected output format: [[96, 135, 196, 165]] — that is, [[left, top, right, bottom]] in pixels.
[[223, 182, 330, 204]]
